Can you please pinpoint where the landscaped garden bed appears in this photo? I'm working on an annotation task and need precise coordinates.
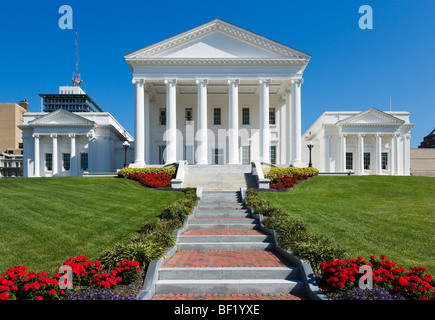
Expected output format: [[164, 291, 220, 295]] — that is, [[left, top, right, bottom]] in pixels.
[[245, 174, 435, 300], [0, 174, 198, 300]]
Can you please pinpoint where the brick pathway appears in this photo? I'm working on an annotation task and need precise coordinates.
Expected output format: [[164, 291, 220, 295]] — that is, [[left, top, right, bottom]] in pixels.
[[182, 229, 265, 236], [163, 250, 293, 268]]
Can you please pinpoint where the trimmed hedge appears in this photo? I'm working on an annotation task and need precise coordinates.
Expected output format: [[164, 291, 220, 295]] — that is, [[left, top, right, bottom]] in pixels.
[[263, 167, 319, 181], [98, 187, 198, 271], [245, 188, 346, 272], [117, 167, 177, 179]]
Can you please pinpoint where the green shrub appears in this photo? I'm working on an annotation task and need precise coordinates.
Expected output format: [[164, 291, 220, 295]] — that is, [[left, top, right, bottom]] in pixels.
[[263, 167, 319, 181], [139, 219, 182, 235], [245, 188, 347, 273], [117, 167, 177, 179], [99, 239, 165, 271]]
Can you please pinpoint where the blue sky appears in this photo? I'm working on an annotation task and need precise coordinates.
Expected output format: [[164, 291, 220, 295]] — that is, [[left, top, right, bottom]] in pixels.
[[0, 0, 434, 148]]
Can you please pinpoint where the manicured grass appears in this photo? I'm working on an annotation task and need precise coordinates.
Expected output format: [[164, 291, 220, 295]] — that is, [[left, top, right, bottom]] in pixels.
[[0, 177, 184, 274], [259, 176, 435, 275]]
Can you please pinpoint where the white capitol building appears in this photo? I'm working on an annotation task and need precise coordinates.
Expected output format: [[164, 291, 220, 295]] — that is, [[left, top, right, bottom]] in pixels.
[[20, 19, 414, 178]]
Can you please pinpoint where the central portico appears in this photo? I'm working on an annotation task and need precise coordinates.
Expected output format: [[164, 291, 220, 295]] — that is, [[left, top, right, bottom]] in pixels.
[[125, 19, 311, 166]]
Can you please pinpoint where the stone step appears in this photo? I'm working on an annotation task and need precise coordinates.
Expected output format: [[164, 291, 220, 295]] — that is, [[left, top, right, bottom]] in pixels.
[[179, 234, 272, 243], [177, 241, 274, 251], [188, 218, 258, 230], [158, 267, 300, 280], [155, 279, 304, 295], [194, 210, 250, 218]]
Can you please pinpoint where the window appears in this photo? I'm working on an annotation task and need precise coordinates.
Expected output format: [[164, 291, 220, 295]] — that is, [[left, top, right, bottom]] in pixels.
[[346, 152, 353, 170], [213, 108, 221, 125], [159, 109, 166, 125], [63, 153, 71, 171], [270, 146, 277, 164], [80, 153, 88, 171], [212, 149, 224, 165], [159, 146, 166, 165], [242, 146, 251, 165], [382, 152, 388, 170], [364, 152, 371, 170], [269, 108, 276, 125], [242, 108, 250, 125], [185, 108, 193, 122], [45, 153, 52, 171]]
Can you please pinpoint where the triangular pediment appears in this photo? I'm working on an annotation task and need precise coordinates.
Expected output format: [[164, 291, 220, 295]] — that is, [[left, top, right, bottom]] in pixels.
[[337, 108, 405, 126], [29, 109, 95, 127], [125, 19, 311, 61]]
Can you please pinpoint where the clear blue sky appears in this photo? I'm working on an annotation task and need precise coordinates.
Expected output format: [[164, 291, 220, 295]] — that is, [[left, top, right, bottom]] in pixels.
[[1, 0, 434, 148]]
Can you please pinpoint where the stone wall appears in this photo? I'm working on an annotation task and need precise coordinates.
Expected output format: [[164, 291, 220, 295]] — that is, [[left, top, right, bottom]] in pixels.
[[410, 148, 435, 177]]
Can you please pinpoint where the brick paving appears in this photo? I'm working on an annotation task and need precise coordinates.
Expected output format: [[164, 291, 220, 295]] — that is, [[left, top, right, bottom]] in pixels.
[[153, 293, 306, 300], [182, 229, 265, 236], [163, 250, 293, 268]]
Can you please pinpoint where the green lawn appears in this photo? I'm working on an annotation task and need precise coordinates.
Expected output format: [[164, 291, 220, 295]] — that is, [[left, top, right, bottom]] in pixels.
[[259, 176, 435, 275], [0, 177, 183, 274]]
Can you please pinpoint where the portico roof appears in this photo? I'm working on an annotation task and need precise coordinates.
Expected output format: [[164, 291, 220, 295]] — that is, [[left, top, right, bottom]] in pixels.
[[125, 19, 311, 70]]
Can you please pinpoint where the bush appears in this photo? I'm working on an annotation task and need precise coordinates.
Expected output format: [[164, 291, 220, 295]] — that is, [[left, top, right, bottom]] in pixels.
[[245, 188, 346, 273], [263, 167, 319, 182], [117, 167, 177, 179], [139, 219, 182, 235]]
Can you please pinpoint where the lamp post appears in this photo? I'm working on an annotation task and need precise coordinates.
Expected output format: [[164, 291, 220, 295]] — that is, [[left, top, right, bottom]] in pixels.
[[307, 141, 314, 168], [123, 141, 130, 168]]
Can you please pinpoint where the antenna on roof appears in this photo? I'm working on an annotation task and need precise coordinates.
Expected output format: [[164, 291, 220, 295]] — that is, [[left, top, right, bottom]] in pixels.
[[389, 96, 392, 112], [72, 32, 83, 86]]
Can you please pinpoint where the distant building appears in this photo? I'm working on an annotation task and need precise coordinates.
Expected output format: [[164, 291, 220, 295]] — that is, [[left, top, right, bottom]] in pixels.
[[39, 86, 103, 113], [0, 100, 28, 154], [418, 128, 435, 148], [0, 152, 23, 178]]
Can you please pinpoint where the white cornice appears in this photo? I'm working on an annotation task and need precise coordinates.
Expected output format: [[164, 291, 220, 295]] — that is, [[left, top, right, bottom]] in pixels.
[[125, 19, 311, 62], [126, 58, 308, 66]]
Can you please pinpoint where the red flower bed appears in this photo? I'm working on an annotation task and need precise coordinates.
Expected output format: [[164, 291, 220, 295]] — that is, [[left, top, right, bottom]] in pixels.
[[269, 173, 308, 190], [129, 172, 171, 188], [320, 254, 434, 300], [0, 255, 140, 300]]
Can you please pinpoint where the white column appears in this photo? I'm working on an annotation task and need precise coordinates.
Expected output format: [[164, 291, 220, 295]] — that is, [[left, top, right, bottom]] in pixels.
[[341, 133, 347, 172], [165, 79, 177, 164], [133, 79, 145, 166], [228, 79, 240, 164], [404, 134, 411, 175], [33, 134, 40, 177], [285, 89, 293, 164], [279, 99, 286, 164], [358, 134, 365, 175], [51, 134, 58, 177], [325, 135, 331, 172], [375, 133, 383, 174], [69, 134, 76, 176], [259, 79, 271, 163], [144, 90, 150, 164], [291, 78, 303, 166], [196, 79, 208, 164], [394, 133, 400, 175], [87, 130, 95, 173]]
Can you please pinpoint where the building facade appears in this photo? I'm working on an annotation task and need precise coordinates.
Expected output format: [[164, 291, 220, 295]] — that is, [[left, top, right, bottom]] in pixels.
[[301, 108, 415, 175], [20, 108, 133, 177], [0, 100, 28, 154], [125, 19, 310, 167]]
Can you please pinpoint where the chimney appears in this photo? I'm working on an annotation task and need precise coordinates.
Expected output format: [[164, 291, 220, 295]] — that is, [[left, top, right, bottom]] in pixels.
[[19, 99, 29, 112]]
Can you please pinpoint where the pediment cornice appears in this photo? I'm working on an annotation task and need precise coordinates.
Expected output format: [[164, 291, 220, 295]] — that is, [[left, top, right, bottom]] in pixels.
[[125, 19, 311, 63]]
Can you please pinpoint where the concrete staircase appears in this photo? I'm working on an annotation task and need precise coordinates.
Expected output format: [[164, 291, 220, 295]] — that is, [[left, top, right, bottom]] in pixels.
[[153, 191, 304, 296], [183, 165, 256, 191]]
